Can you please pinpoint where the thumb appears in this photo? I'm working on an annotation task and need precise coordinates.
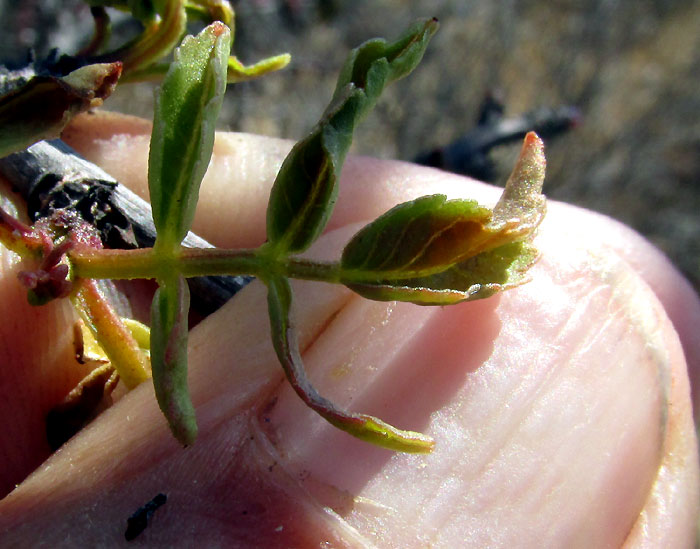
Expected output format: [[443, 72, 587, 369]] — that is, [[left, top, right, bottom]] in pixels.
[[0, 111, 696, 546]]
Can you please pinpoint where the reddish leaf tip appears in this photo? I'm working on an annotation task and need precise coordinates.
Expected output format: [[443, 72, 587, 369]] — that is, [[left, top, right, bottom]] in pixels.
[[96, 62, 123, 100], [208, 21, 228, 37], [522, 132, 545, 165], [524, 130, 540, 144]]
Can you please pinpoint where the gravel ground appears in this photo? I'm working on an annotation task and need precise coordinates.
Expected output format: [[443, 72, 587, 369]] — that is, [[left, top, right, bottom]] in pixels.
[[2, 0, 699, 290]]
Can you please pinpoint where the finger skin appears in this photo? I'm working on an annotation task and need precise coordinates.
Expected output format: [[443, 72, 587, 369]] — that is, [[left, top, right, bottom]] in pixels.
[[0, 113, 695, 545], [0, 181, 95, 498], [264, 221, 698, 547], [0, 217, 695, 546]]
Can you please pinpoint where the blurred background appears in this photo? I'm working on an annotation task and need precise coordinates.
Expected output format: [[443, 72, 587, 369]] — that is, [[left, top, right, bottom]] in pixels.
[[2, 0, 699, 290]]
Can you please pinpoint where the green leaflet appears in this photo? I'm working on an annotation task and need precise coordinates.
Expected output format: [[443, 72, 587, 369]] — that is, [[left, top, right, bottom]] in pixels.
[[331, 17, 438, 109], [341, 195, 495, 278], [0, 63, 121, 159], [266, 274, 434, 453], [345, 241, 539, 305], [340, 132, 547, 305], [265, 18, 438, 255], [148, 22, 230, 254], [150, 274, 197, 445], [147, 22, 232, 446]]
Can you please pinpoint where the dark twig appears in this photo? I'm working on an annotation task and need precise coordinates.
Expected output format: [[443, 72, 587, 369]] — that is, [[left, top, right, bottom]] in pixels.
[[415, 94, 580, 181]]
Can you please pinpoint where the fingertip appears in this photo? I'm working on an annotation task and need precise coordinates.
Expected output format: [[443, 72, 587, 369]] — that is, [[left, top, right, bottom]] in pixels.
[[542, 201, 700, 415]]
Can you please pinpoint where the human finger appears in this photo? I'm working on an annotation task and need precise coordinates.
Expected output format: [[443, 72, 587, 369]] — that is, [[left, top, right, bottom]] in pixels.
[[64, 111, 700, 411], [0, 117, 696, 545]]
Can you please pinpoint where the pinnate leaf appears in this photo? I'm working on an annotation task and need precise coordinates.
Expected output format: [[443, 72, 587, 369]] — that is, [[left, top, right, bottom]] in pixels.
[[265, 18, 438, 255], [148, 22, 231, 253], [340, 132, 547, 305], [266, 274, 434, 453]]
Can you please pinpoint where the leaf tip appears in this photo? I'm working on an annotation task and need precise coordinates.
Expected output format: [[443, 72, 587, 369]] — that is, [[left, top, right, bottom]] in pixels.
[[277, 53, 292, 68], [172, 415, 198, 447], [353, 414, 436, 454], [524, 129, 542, 147], [491, 131, 547, 231], [516, 131, 546, 192], [411, 17, 440, 47], [208, 20, 229, 38], [522, 131, 546, 176]]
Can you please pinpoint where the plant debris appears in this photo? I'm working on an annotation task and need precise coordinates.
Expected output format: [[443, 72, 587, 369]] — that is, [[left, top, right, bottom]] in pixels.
[[124, 493, 167, 541]]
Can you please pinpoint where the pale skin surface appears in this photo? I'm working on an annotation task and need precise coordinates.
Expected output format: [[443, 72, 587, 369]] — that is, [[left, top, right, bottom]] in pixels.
[[0, 111, 698, 546]]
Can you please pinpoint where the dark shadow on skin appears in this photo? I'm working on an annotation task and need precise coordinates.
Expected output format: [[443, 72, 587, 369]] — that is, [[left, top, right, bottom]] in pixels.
[[0, 409, 370, 546]]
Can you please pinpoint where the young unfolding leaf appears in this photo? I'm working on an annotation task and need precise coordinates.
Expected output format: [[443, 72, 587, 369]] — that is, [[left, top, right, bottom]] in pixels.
[[226, 54, 291, 83], [266, 274, 434, 453], [0, 63, 122, 159], [330, 17, 438, 113], [148, 22, 231, 254], [339, 132, 546, 305], [490, 132, 547, 233], [110, 0, 187, 75], [150, 275, 197, 446], [185, 0, 234, 26], [265, 18, 438, 256], [86, 1, 158, 24]]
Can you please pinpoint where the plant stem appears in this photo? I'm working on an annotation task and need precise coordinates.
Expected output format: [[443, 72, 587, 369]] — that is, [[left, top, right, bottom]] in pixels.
[[70, 246, 342, 285], [0, 206, 43, 258], [283, 257, 341, 283], [175, 248, 264, 278], [70, 248, 162, 280]]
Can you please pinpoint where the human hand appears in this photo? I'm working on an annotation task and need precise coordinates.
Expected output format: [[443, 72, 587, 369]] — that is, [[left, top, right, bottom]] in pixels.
[[0, 112, 697, 547]]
